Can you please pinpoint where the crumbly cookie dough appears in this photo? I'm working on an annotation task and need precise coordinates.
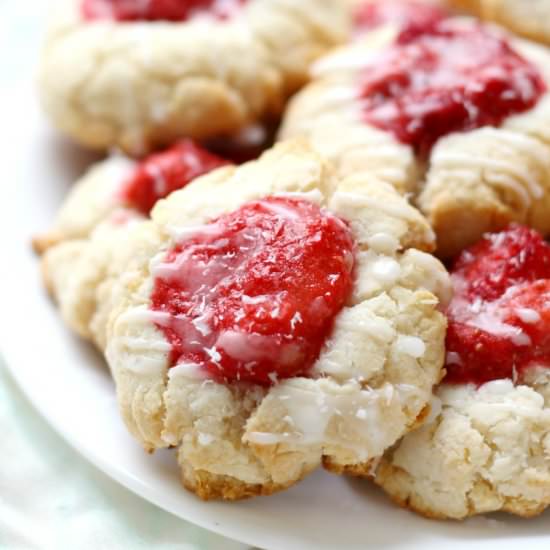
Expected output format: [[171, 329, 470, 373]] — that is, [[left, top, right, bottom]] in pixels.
[[376, 378, 550, 519], [40, 212, 161, 349], [279, 20, 550, 258], [39, 0, 349, 154], [376, 224, 550, 519], [33, 155, 137, 254], [105, 139, 450, 500]]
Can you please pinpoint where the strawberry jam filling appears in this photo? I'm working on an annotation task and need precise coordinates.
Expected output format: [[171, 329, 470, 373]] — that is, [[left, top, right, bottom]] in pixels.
[[353, 0, 448, 36], [150, 197, 355, 385], [445, 225, 550, 386], [82, 0, 246, 22], [119, 140, 229, 215], [358, 20, 546, 155]]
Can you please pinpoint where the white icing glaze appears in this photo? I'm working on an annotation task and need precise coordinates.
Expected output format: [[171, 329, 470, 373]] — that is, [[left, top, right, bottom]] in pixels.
[[168, 362, 209, 380], [515, 307, 541, 324], [331, 191, 426, 224], [371, 255, 401, 284], [246, 381, 424, 460], [367, 232, 400, 254], [165, 222, 223, 242], [394, 335, 426, 358], [318, 86, 359, 107], [312, 47, 380, 76], [106, 155, 137, 179], [482, 379, 516, 395], [480, 128, 550, 176], [119, 335, 171, 353], [259, 200, 302, 220], [107, 308, 169, 376], [215, 330, 300, 366], [357, 250, 402, 291], [431, 151, 538, 209], [144, 163, 168, 197], [449, 282, 532, 347]]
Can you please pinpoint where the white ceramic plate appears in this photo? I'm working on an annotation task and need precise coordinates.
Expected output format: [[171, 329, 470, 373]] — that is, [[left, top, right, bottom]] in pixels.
[[2, 57, 550, 550]]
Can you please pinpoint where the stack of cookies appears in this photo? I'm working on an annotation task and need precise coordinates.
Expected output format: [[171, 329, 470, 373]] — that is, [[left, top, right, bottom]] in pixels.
[[35, 0, 550, 519]]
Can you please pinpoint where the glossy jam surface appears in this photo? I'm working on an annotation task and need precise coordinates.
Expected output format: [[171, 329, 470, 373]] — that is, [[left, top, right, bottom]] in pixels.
[[119, 140, 229, 215], [359, 20, 546, 155], [82, 0, 245, 22], [445, 225, 550, 386], [353, 0, 447, 36], [150, 197, 355, 385]]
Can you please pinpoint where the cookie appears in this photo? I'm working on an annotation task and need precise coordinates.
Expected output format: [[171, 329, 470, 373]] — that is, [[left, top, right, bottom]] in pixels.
[[279, 17, 550, 258], [37, 140, 229, 348], [447, 0, 550, 46], [38, 0, 349, 154], [104, 139, 450, 500], [376, 225, 550, 519]]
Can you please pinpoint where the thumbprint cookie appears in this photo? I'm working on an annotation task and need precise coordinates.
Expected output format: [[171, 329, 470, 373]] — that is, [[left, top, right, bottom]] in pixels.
[[280, 18, 550, 258], [39, 0, 349, 154], [104, 139, 450, 500], [377, 225, 550, 519]]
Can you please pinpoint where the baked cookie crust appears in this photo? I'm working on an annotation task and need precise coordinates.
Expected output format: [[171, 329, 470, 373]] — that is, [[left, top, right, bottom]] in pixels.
[[376, 224, 550, 519], [104, 139, 450, 499], [447, 0, 550, 46], [39, 0, 349, 154], [376, 379, 550, 519]]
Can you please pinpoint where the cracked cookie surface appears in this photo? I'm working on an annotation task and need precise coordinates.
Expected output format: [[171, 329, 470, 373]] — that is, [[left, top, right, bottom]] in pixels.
[[104, 139, 450, 499], [39, 0, 349, 154], [376, 225, 550, 519]]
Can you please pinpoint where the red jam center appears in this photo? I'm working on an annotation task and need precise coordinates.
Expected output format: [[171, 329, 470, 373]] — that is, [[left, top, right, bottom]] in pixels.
[[358, 20, 546, 155], [353, 0, 447, 36], [150, 197, 355, 385], [81, 0, 245, 22], [445, 225, 550, 386], [119, 140, 229, 215]]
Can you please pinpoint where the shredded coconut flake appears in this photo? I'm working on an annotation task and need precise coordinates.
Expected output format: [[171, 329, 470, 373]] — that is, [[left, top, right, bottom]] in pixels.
[[515, 307, 541, 324]]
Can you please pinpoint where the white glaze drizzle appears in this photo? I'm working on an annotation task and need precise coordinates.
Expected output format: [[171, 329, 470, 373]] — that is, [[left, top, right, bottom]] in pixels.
[[394, 335, 426, 358]]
